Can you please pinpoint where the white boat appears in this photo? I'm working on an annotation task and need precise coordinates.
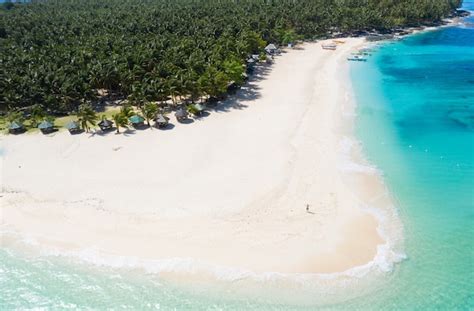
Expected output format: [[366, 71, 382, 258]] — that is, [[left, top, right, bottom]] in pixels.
[[347, 55, 367, 62], [322, 43, 337, 50]]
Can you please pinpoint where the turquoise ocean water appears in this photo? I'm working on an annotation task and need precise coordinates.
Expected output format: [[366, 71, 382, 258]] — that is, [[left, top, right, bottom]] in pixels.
[[2, 4, 474, 310]]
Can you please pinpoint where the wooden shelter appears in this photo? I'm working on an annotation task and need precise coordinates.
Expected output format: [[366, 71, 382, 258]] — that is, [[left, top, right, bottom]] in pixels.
[[129, 115, 145, 127], [8, 121, 25, 134], [192, 103, 205, 116], [154, 114, 170, 128], [175, 108, 188, 122], [246, 57, 257, 73], [265, 43, 278, 55], [66, 121, 81, 134], [98, 119, 113, 131], [38, 120, 54, 134]]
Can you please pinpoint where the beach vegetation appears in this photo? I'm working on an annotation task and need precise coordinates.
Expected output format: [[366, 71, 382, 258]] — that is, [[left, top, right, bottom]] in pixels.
[[140, 103, 158, 127], [0, 0, 462, 117], [112, 113, 128, 134], [77, 103, 98, 133]]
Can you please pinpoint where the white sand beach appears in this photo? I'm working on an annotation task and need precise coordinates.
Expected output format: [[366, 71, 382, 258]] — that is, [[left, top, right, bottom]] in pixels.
[[1, 38, 391, 275]]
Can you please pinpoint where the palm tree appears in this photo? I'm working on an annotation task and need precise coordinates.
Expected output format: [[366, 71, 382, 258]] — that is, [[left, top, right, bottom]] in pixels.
[[1, 0, 460, 116], [120, 104, 134, 119], [29, 104, 45, 128], [77, 103, 98, 132], [112, 113, 128, 134], [140, 102, 158, 127], [222, 58, 245, 86]]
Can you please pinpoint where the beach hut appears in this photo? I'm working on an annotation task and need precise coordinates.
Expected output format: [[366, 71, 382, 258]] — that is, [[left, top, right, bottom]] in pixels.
[[154, 114, 170, 128], [175, 108, 188, 122], [8, 121, 25, 134], [190, 103, 205, 116], [98, 119, 113, 131], [227, 81, 240, 93], [38, 120, 54, 134], [129, 115, 145, 128], [66, 120, 81, 134], [246, 58, 257, 73], [265, 43, 278, 55]]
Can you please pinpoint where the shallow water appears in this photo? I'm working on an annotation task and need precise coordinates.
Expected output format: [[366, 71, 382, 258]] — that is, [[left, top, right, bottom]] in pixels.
[[2, 4, 474, 310]]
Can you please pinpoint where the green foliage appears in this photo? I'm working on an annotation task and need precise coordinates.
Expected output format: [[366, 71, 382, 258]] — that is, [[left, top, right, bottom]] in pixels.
[[112, 112, 128, 134], [222, 58, 245, 86], [77, 103, 97, 132], [200, 66, 229, 98], [6, 109, 24, 123], [29, 104, 46, 128], [0, 0, 462, 114], [120, 104, 134, 119], [44, 115, 56, 125], [187, 105, 199, 116], [140, 102, 158, 126], [277, 29, 301, 45]]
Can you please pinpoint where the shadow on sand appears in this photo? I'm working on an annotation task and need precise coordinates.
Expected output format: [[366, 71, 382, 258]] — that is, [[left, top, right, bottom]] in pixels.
[[210, 63, 272, 114]]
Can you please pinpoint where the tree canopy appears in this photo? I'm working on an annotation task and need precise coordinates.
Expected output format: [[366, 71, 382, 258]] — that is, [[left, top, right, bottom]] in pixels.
[[0, 0, 462, 114]]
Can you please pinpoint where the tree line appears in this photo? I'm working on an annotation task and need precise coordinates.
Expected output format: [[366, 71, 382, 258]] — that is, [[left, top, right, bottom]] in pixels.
[[0, 0, 462, 115]]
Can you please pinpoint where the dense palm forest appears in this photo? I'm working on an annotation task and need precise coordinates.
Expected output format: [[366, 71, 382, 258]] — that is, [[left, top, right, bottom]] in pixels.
[[0, 0, 462, 115]]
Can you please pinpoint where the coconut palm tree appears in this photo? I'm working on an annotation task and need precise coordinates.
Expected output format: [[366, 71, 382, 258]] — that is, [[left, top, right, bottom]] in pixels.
[[112, 112, 128, 134], [140, 102, 158, 127], [77, 103, 98, 132], [29, 104, 46, 128], [120, 104, 134, 119], [0, 0, 460, 116]]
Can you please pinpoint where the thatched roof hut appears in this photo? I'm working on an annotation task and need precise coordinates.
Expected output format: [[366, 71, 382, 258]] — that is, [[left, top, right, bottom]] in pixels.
[[154, 114, 169, 128], [98, 119, 113, 131], [8, 121, 24, 134], [129, 115, 145, 127], [66, 121, 81, 134], [38, 120, 54, 134], [265, 43, 278, 54], [175, 108, 188, 122], [194, 103, 205, 112]]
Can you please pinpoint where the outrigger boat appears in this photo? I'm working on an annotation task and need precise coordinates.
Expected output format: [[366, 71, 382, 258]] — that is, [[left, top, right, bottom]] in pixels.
[[358, 47, 374, 53], [322, 43, 337, 50], [352, 51, 371, 56], [347, 55, 367, 62]]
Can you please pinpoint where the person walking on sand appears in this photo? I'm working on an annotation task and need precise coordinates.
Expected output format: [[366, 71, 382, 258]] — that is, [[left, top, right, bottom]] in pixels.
[[306, 204, 310, 213]]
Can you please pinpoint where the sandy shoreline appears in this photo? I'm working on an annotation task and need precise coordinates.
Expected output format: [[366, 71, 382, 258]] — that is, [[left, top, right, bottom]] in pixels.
[[1, 38, 396, 276]]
